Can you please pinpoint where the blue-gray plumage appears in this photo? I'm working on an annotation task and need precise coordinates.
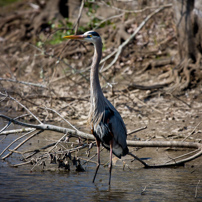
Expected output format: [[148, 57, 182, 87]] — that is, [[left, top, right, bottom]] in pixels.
[[64, 31, 129, 185], [93, 107, 114, 145], [94, 106, 128, 158]]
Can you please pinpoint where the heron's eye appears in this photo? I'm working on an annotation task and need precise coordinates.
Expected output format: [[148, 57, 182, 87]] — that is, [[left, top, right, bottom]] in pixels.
[[89, 35, 92, 38]]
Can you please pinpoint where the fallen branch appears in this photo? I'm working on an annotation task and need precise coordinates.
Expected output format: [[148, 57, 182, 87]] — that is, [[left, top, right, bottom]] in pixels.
[[0, 129, 36, 157], [101, 4, 172, 72], [0, 128, 34, 136], [1, 113, 202, 168], [0, 114, 94, 140], [2, 130, 43, 160], [127, 126, 147, 136], [126, 82, 171, 91], [0, 77, 47, 88]]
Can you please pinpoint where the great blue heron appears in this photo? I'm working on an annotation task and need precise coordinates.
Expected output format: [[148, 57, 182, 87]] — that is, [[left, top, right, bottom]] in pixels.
[[64, 31, 129, 185]]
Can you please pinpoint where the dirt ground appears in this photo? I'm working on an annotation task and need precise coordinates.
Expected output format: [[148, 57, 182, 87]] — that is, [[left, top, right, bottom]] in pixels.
[[0, 0, 202, 168]]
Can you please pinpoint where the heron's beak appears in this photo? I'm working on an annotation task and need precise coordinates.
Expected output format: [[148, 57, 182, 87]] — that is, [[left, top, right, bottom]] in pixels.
[[63, 35, 85, 40]]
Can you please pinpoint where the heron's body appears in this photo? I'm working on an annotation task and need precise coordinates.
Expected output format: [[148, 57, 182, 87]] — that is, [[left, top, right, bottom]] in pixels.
[[64, 31, 128, 185], [87, 32, 128, 159]]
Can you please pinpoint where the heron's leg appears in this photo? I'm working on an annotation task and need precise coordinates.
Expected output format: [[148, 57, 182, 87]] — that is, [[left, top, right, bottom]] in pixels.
[[108, 139, 113, 185], [92, 139, 100, 183]]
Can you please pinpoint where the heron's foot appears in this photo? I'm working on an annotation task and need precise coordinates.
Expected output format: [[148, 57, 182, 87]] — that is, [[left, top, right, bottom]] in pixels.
[[92, 163, 100, 183], [108, 163, 112, 185]]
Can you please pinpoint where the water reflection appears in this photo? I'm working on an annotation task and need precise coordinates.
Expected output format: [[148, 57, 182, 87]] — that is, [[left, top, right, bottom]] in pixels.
[[1, 155, 202, 201]]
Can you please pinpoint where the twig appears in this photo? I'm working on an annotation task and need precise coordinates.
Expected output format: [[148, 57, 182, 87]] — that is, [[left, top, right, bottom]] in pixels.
[[23, 142, 57, 160], [0, 114, 31, 135], [127, 140, 202, 168], [1, 113, 202, 150], [165, 149, 200, 164], [12, 161, 32, 167], [100, 1, 172, 14], [101, 4, 172, 72], [134, 96, 163, 114], [77, 157, 97, 164], [30, 157, 46, 171], [74, 0, 85, 34], [48, 132, 68, 153], [0, 128, 35, 136], [169, 93, 191, 108], [127, 82, 171, 91], [195, 180, 200, 199], [100, 49, 117, 66], [141, 183, 151, 195], [82, 146, 104, 166], [28, 43, 89, 82], [0, 129, 36, 157], [0, 77, 47, 88], [44, 107, 79, 131], [0, 92, 42, 124], [126, 140, 202, 149], [0, 121, 12, 134], [1, 130, 43, 160], [181, 121, 202, 142], [127, 126, 147, 136], [94, 13, 124, 29]]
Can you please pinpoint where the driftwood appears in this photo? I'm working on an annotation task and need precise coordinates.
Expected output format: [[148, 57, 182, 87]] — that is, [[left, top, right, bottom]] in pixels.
[[1, 113, 202, 169]]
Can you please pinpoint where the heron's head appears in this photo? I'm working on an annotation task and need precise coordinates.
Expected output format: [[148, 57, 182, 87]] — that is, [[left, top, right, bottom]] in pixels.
[[63, 31, 101, 44]]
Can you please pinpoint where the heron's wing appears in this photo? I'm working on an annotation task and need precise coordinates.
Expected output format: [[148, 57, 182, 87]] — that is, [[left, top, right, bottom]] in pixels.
[[108, 110, 128, 157], [94, 107, 113, 143], [94, 104, 128, 158]]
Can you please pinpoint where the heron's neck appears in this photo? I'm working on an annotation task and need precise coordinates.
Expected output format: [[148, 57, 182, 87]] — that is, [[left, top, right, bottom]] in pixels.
[[88, 39, 108, 125], [90, 41, 103, 99]]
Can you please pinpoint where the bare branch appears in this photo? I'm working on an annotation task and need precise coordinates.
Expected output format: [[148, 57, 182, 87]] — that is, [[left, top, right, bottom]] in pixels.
[[0, 93, 42, 124], [0, 121, 12, 134], [0, 77, 47, 88], [127, 126, 147, 136], [74, 0, 85, 34], [1, 114, 202, 168], [2, 130, 43, 160], [94, 13, 124, 30], [100, 1, 172, 14], [0, 114, 94, 140], [0, 128, 34, 136], [44, 107, 79, 131], [101, 4, 172, 72], [182, 121, 202, 142], [0, 129, 36, 157]]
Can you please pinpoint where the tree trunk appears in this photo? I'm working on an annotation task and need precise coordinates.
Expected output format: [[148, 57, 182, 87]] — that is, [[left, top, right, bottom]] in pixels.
[[173, 0, 202, 62], [172, 0, 202, 89]]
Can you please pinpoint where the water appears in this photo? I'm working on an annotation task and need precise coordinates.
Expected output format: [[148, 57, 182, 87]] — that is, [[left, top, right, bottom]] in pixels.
[[1, 160, 202, 202], [0, 122, 202, 201]]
